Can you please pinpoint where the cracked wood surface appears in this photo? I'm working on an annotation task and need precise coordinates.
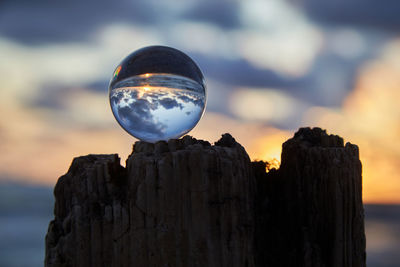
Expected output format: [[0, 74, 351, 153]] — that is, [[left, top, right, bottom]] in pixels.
[[45, 128, 366, 267]]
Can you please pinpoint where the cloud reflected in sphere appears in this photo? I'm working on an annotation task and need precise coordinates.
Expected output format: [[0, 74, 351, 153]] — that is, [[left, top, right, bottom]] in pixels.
[[109, 46, 206, 142]]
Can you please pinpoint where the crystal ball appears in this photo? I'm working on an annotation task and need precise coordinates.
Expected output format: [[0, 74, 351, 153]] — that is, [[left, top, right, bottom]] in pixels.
[[109, 46, 207, 143]]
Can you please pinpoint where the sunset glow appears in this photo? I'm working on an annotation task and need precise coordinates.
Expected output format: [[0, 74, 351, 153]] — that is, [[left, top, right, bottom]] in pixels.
[[2, 1, 400, 265], [303, 41, 400, 203], [1, 59, 400, 203], [0, 1, 399, 205]]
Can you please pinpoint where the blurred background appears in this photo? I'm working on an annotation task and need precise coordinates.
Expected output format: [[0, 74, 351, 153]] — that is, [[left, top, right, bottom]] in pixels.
[[0, 0, 399, 266]]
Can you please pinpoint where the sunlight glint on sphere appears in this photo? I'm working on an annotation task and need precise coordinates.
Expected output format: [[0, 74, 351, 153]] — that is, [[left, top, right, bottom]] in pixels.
[[109, 46, 207, 143]]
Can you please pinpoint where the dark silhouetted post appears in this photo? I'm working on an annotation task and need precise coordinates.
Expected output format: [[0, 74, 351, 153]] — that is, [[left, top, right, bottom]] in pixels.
[[45, 128, 366, 267], [254, 128, 366, 266]]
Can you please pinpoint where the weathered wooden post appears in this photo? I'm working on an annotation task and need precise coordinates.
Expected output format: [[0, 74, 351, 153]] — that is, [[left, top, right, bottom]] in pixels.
[[253, 128, 366, 266], [45, 128, 366, 267]]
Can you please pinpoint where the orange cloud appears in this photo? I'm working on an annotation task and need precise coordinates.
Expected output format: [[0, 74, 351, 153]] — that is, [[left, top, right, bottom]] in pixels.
[[2, 36, 400, 205], [303, 40, 400, 203], [0, 114, 286, 187], [192, 112, 291, 163]]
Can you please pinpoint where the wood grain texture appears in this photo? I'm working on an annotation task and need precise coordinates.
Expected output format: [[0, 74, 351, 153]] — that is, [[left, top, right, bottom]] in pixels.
[[45, 128, 366, 267], [254, 128, 366, 267]]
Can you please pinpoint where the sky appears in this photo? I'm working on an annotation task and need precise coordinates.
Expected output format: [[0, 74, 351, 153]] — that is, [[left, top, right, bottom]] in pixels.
[[0, 0, 400, 203]]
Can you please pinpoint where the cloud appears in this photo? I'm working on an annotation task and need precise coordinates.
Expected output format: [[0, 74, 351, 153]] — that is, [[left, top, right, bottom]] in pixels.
[[0, 0, 240, 45], [27, 84, 114, 129], [175, 92, 205, 107], [237, 0, 324, 76], [299, 50, 362, 107], [302, 39, 400, 203], [116, 103, 166, 137], [193, 53, 298, 88], [0, 0, 159, 43], [158, 97, 184, 110], [110, 87, 205, 141], [29, 84, 69, 110], [229, 88, 308, 129], [0, 0, 369, 112], [191, 111, 291, 162], [194, 51, 361, 109], [1, 0, 399, 206], [182, 0, 240, 29], [297, 0, 400, 31]]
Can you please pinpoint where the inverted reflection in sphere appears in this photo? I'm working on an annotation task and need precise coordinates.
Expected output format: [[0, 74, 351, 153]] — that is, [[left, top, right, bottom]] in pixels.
[[109, 46, 206, 143]]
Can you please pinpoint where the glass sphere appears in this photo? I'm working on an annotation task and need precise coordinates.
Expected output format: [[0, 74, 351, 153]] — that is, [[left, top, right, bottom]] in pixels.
[[109, 46, 206, 143]]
